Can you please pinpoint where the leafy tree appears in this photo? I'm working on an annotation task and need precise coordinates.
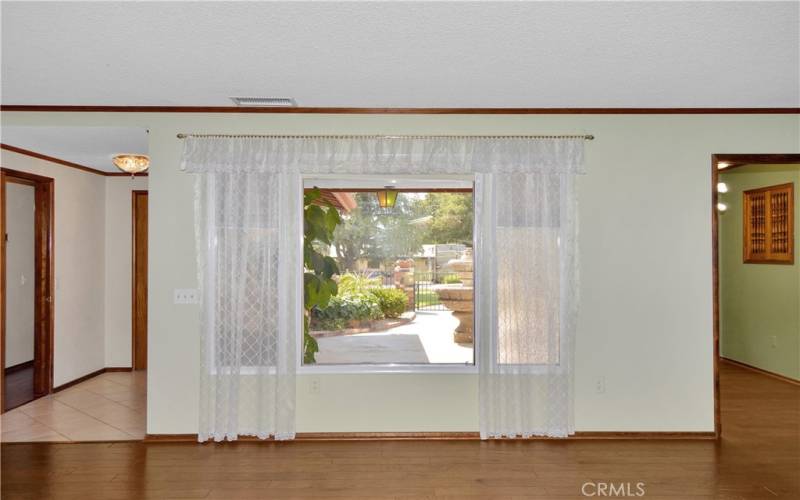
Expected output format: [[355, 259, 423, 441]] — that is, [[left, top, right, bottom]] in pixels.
[[303, 188, 342, 363], [333, 193, 423, 270], [332, 195, 377, 271], [413, 193, 473, 245]]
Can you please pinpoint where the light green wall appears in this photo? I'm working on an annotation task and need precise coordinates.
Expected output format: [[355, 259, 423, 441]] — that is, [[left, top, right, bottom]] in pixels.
[[2, 112, 799, 434], [719, 164, 800, 380]]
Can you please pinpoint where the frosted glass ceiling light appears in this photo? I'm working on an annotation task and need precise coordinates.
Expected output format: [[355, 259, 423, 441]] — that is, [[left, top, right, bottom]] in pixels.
[[717, 182, 729, 193], [113, 154, 150, 174], [717, 202, 728, 212]]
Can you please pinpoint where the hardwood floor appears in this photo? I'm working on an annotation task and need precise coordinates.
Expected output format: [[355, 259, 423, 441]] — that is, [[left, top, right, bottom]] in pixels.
[[3, 364, 35, 411], [1, 361, 798, 499]]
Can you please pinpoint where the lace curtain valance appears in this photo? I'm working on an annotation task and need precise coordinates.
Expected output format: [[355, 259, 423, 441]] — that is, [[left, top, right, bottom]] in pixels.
[[181, 136, 585, 175]]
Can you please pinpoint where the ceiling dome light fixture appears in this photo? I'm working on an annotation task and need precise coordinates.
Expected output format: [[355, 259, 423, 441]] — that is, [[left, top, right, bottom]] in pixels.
[[376, 186, 398, 209], [113, 154, 150, 175]]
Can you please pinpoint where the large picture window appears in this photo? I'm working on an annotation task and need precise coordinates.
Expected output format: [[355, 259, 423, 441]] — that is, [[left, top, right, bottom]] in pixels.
[[302, 177, 475, 366]]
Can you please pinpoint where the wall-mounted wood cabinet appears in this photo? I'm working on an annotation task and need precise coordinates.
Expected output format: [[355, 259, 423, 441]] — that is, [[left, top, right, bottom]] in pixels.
[[743, 183, 794, 264]]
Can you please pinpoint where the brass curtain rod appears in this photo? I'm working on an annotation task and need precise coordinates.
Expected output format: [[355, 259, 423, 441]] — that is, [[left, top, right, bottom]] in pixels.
[[176, 133, 594, 140]]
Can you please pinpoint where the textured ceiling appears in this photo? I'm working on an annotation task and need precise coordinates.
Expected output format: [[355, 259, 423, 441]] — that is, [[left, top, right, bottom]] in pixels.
[[1, 127, 149, 172], [1, 1, 798, 108]]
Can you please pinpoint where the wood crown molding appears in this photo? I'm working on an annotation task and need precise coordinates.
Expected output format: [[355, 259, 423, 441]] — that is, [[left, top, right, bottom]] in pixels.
[[1, 105, 799, 114], [714, 154, 800, 171], [1, 144, 148, 177]]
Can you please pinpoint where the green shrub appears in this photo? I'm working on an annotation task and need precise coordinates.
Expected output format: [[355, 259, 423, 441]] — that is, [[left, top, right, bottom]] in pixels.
[[415, 289, 440, 307], [312, 292, 383, 326], [441, 274, 462, 284], [337, 272, 382, 295], [314, 318, 347, 331], [368, 288, 409, 319]]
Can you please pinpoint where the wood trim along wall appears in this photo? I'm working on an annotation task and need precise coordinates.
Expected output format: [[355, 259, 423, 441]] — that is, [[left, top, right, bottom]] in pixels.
[[711, 153, 800, 439], [144, 431, 717, 443], [1, 144, 148, 177], [52, 367, 133, 392], [4, 360, 34, 375], [53, 368, 106, 392], [1, 105, 799, 114], [717, 154, 800, 171], [1, 170, 5, 411], [0, 168, 55, 412], [131, 190, 148, 371], [721, 357, 800, 386]]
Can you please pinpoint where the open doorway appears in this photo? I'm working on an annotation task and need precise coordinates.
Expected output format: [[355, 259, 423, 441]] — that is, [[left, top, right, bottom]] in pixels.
[[1, 168, 54, 412], [712, 154, 800, 438], [1, 126, 148, 442]]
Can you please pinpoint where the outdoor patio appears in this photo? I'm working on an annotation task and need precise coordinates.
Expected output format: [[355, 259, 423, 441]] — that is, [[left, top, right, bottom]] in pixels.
[[315, 309, 473, 364]]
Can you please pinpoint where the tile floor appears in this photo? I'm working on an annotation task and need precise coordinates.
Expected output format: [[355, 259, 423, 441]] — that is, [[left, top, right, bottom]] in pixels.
[[1, 370, 145, 442]]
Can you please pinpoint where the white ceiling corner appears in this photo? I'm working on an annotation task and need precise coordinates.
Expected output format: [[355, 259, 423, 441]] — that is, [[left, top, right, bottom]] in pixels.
[[1, 127, 149, 172], [0, 1, 798, 108]]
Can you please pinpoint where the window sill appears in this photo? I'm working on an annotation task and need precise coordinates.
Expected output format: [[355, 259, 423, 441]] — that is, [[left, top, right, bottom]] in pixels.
[[297, 364, 477, 375]]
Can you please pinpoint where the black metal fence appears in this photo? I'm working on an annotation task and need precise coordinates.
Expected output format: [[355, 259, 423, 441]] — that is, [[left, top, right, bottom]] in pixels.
[[369, 270, 462, 312], [413, 271, 460, 311]]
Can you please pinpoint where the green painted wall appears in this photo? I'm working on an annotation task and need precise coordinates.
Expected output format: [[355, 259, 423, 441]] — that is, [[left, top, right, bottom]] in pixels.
[[719, 164, 800, 381]]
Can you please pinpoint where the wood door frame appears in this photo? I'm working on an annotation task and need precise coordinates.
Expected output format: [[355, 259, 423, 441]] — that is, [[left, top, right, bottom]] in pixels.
[[711, 153, 800, 438], [0, 167, 55, 412], [131, 190, 148, 370]]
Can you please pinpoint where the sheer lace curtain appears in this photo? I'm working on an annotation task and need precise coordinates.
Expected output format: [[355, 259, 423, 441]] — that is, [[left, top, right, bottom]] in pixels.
[[183, 136, 585, 441], [193, 171, 300, 441], [476, 171, 579, 438]]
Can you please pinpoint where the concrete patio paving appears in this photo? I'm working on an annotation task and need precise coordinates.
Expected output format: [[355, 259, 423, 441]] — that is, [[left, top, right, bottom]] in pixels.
[[315, 309, 474, 364]]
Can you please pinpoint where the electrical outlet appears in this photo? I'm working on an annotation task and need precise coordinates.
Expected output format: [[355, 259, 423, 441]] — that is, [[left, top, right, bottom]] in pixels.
[[596, 376, 606, 394], [174, 288, 200, 304], [308, 378, 321, 395], [770, 336, 777, 348]]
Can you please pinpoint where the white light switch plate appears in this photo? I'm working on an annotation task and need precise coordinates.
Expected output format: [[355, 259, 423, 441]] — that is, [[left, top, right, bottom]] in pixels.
[[174, 288, 200, 304]]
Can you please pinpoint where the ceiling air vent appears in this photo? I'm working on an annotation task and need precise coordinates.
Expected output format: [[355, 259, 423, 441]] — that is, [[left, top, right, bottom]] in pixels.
[[229, 96, 297, 107]]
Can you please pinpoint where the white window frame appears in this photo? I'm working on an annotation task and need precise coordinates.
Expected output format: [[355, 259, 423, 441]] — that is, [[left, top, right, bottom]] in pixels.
[[297, 174, 479, 374]]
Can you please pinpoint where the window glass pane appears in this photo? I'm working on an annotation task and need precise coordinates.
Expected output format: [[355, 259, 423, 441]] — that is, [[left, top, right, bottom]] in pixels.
[[303, 186, 475, 366]]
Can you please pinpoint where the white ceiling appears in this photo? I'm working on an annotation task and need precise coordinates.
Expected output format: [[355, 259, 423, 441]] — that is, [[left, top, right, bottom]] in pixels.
[[1, 1, 798, 108], [1, 127, 149, 172]]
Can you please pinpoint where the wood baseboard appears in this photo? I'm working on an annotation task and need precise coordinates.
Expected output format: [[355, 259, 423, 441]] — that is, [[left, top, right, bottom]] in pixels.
[[52, 367, 136, 392], [2, 105, 800, 114], [145, 431, 716, 443], [53, 368, 106, 392], [4, 360, 34, 375], [721, 357, 800, 386]]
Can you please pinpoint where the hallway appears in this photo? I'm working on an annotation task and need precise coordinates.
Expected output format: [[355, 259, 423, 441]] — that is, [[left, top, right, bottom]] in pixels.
[[1, 370, 145, 442]]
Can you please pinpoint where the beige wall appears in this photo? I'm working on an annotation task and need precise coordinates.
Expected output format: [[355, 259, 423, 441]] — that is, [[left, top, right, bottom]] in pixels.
[[0, 150, 147, 384], [1, 150, 106, 385], [104, 176, 148, 368], [4, 182, 36, 368], [2, 112, 798, 434]]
